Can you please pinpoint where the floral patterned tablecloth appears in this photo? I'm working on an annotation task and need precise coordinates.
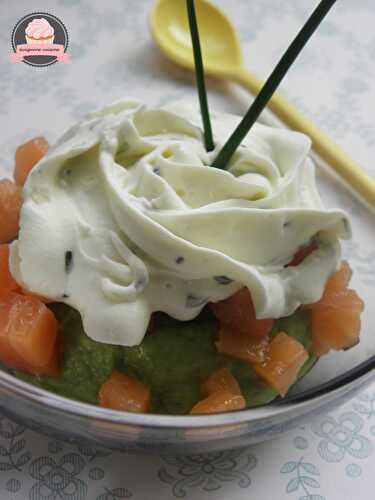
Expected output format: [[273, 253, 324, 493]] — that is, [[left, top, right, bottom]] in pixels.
[[0, 0, 375, 498]]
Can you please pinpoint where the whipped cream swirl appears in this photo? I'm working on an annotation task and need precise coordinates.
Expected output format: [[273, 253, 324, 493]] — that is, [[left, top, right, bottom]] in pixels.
[[11, 100, 350, 346]]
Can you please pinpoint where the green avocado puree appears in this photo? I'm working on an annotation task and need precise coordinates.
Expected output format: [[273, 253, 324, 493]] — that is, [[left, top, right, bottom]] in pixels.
[[15, 304, 315, 414]]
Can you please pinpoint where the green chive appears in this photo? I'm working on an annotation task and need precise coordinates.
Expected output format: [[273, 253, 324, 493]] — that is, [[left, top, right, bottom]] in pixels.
[[212, 0, 337, 169], [186, 0, 214, 152]]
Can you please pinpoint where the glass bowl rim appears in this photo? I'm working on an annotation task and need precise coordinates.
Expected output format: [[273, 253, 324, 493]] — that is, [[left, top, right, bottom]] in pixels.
[[0, 353, 374, 429]]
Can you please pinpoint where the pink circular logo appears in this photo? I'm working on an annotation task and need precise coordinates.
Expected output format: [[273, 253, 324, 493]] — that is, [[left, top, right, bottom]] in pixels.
[[11, 12, 69, 67]]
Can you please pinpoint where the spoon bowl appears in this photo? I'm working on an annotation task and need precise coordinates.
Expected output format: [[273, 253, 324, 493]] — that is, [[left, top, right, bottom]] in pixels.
[[150, 0, 243, 76]]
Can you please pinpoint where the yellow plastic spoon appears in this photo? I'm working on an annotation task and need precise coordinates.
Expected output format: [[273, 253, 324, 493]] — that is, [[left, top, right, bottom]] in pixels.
[[150, 0, 375, 207]]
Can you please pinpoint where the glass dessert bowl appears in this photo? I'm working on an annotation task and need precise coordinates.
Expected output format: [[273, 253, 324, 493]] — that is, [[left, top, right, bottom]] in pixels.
[[0, 99, 373, 454]]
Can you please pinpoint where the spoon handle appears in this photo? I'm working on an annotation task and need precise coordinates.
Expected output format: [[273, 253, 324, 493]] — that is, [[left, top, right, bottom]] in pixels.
[[234, 67, 375, 208]]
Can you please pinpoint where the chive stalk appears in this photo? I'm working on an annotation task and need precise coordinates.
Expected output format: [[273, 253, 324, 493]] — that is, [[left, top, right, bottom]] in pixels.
[[186, 0, 214, 152], [212, 0, 337, 169]]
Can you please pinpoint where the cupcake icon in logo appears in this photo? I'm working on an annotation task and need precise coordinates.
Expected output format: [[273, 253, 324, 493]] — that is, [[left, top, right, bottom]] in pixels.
[[25, 18, 55, 45], [11, 12, 69, 67]]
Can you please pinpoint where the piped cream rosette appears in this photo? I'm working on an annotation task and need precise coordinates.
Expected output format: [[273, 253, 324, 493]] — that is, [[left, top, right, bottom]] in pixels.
[[11, 99, 350, 346]]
